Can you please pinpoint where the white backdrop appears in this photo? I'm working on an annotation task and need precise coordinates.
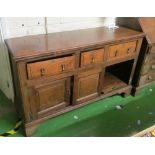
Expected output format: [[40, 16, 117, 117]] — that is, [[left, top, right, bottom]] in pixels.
[[1, 17, 115, 39]]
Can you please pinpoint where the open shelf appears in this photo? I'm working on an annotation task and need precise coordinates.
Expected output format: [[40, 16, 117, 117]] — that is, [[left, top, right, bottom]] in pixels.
[[102, 60, 134, 94], [102, 72, 128, 94]]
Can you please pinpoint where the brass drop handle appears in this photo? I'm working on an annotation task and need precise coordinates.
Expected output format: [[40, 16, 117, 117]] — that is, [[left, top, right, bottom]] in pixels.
[[127, 48, 132, 54], [115, 50, 118, 57], [91, 57, 95, 63], [148, 76, 152, 80], [151, 64, 155, 70], [40, 68, 45, 76], [61, 64, 65, 72]]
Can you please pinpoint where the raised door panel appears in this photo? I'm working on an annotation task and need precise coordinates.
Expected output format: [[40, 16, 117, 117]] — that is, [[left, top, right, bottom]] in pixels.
[[77, 73, 99, 103], [30, 77, 71, 119]]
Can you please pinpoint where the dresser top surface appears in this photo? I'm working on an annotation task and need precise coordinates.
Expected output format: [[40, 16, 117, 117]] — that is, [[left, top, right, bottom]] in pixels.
[[5, 26, 144, 61], [139, 17, 155, 45]]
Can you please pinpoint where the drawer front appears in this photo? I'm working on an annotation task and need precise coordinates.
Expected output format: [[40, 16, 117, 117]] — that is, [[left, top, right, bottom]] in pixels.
[[27, 56, 75, 79], [141, 59, 155, 75], [139, 72, 155, 85], [108, 41, 137, 62], [81, 48, 104, 67]]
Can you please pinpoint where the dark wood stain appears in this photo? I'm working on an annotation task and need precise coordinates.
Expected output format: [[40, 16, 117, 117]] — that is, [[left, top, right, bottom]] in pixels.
[[5, 27, 144, 61], [6, 26, 144, 136]]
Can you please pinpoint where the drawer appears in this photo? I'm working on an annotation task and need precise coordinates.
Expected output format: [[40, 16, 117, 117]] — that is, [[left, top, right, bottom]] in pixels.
[[139, 72, 155, 86], [27, 56, 75, 79], [108, 41, 137, 62], [81, 48, 104, 67], [34, 77, 71, 118], [141, 59, 155, 75]]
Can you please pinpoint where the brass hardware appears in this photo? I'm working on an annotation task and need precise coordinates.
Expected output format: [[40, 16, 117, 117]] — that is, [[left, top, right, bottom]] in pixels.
[[91, 57, 95, 63], [115, 50, 118, 57], [40, 68, 45, 76], [61, 64, 65, 72], [151, 65, 155, 70], [127, 48, 131, 54]]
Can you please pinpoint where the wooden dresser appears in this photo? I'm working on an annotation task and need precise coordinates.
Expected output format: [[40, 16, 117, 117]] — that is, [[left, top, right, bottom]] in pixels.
[[5, 26, 144, 136], [116, 17, 155, 94]]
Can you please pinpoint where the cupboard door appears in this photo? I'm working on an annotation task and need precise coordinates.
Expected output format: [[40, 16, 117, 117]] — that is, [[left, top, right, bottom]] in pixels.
[[76, 73, 99, 104], [30, 77, 71, 119]]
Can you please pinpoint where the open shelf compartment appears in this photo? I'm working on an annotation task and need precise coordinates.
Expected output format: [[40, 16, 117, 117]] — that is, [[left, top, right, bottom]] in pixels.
[[102, 72, 127, 94], [102, 60, 134, 94]]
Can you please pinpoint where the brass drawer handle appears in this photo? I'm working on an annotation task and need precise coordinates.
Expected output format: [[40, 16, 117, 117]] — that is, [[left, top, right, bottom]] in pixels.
[[127, 48, 132, 54], [115, 50, 118, 57], [91, 57, 95, 63], [61, 64, 65, 72], [151, 64, 155, 70], [40, 68, 45, 76], [148, 76, 152, 80]]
